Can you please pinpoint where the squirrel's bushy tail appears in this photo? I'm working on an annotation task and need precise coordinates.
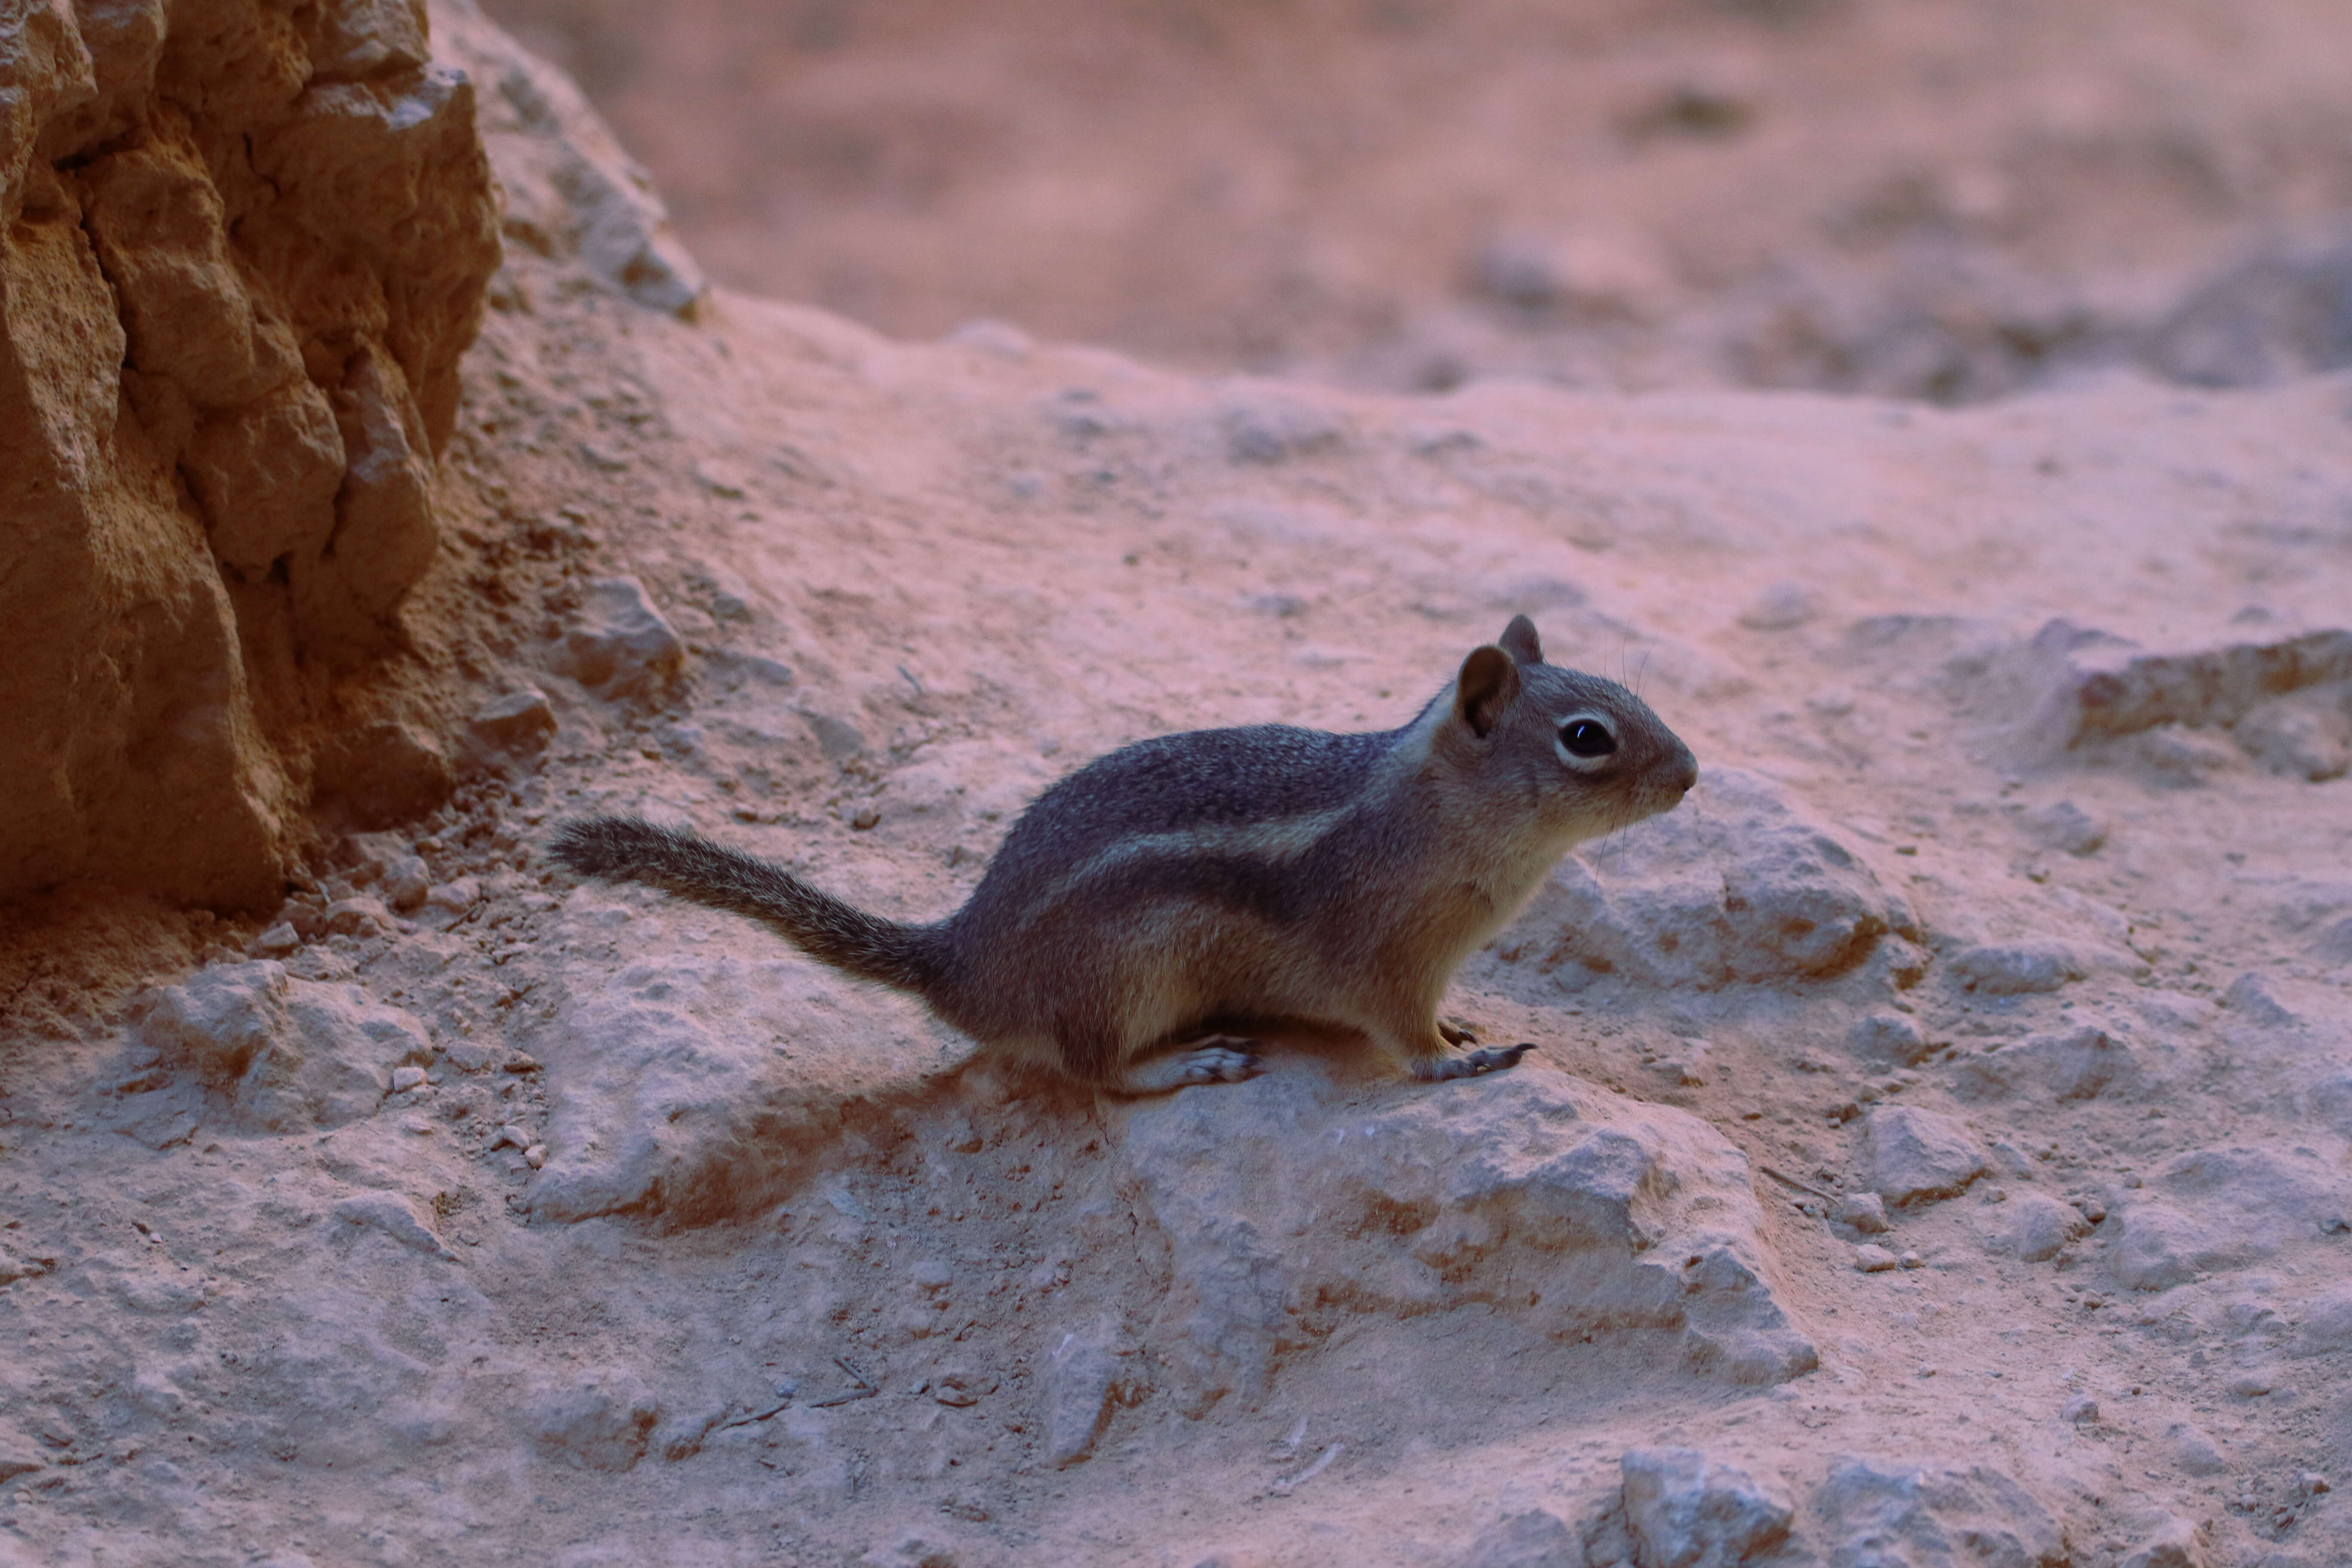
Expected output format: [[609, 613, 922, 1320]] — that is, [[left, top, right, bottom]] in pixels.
[[549, 816, 944, 994]]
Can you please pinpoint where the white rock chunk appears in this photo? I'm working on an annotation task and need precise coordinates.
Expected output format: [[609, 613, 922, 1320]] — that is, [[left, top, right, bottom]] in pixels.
[[1838, 1193, 1891, 1234], [1989, 1193, 2088, 1262], [1812, 1456, 2066, 1568], [2164, 1422, 2229, 1476], [2118, 1515, 2208, 1568], [1943, 941, 2083, 996], [1850, 1013, 1929, 1067], [1117, 1065, 1816, 1417], [2291, 1283, 2352, 1356], [438, 10, 707, 317], [1459, 1509, 1582, 1568], [1620, 1446, 1795, 1568], [1040, 1323, 1134, 1468], [1864, 1106, 1987, 1207], [2112, 1145, 2348, 1290], [2000, 617, 2352, 760], [533, 952, 918, 1222], [332, 1192, 457, 1261], [1529, 767, 1918, 990], [525, 1373, 663, 1473], [126, 961, 433, 1133], [556, 577, 685, 696]]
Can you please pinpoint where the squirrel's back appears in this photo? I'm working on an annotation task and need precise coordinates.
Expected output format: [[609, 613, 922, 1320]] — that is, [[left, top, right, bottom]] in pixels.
[[551, 615, 1697, 1091]]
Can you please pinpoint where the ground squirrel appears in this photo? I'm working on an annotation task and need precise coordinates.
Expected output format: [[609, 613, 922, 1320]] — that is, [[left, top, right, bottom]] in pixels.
[[551, 615, 1697, 1092]]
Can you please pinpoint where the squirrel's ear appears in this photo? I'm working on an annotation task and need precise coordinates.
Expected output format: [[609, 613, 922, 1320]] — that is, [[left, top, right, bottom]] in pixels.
[[1498, 615, 1542, 666], [1454, 645, 1522, 738]]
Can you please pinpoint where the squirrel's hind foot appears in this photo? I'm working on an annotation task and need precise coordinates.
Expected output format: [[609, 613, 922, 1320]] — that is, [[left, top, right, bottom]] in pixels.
[[1412, 1043, 1536, 1082], [1113, 1036, 1265, 1094]]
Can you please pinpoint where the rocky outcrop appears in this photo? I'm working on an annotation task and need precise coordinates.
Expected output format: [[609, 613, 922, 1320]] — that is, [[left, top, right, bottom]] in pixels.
[[1118, 1065, 1818, 1413], [0, 0, 499, 906]]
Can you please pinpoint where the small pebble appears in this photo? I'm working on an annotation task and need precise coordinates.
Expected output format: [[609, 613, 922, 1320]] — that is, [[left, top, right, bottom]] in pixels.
[[1855, 1244, 1899, 1273], [255, 922, 301, 957], [383, 856, 431, 912], [2062, 1395, 2099, 1424], [390, 1065, 428, 1093], [910, 1260, 954, 1291], [524, 1144, 548, 1169], [1838, 1193, 1890, 1234], [2227, 1372, 2274, 1397], [1899, 1251, 1926, 1269], [493, 1124, 529, 1150]]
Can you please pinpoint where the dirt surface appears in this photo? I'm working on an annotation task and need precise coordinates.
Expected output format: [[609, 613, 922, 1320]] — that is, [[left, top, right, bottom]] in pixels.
[[3, 5, 2352, 1568], [481, 0, 2352, 399]]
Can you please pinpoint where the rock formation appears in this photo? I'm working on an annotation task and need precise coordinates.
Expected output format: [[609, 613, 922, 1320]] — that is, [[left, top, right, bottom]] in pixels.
[[0, 0, 498, 906]]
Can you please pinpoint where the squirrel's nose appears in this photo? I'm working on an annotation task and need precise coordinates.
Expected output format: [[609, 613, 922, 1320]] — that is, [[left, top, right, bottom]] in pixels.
[[1667, 745, 1699, 797]]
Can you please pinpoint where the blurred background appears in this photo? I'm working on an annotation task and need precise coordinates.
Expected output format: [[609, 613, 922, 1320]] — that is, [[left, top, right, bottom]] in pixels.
[[482, 0, 2352, 402]]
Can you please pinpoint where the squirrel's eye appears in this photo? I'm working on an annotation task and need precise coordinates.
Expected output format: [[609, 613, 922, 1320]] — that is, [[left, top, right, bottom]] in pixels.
[[1560, 720, 1616, 759]]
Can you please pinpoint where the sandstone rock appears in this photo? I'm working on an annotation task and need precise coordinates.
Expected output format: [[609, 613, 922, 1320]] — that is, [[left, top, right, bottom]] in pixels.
[[235, 1276, 487, 1467], [332, 1191, 456, 1259], [2016, 800, 2105, 855], [382, 855, 431, 911], [1952, 1025, 2135, 1102], [323, 895, 394, 937], [2222, 972, 2303, 1029], [309, 0, 432, 79], [469, 687, 559, 756], [857, 1531, 963, 1568], [557, 577, 686, 697], [2290, 1283, 2352, 1356], [1528, 767, 1917, 990], [1620, 1447, 1794, 1568], [430, 0, 707, 317], [126, 960, 433, 1132], [1839, 1193, 1891, 1234], [2118, 1515, 2208, 1568], [1812, 1457, 2065, 1568], [1117, 1065, 1815, 1417], [1461, 1510, 1583, 1568], [0, 0, 498, 906], [2232, 688, 2352, 781], [1864, 1106, 1986, 1207], [1217, 386, 1347, 463], [314, 720, 455, 832], [1851, 1013, 1929, 1067], [2112, 1145, 2348, 1290], [1041, 1323, 1135, 1468], [532, 950, 916, 1222], [2165, 1423, 2228, 1476], [525, 1373, 662, 1473], [1989, 1193, 2088, 1263], [1943, 941, 2082, 996], [1736, 582, 1817, 631], [2002, 618, 2352, 760], [2026, 1025, 2135, 1100]]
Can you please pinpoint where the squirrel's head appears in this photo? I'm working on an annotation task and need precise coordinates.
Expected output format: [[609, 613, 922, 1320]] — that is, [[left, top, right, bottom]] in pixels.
[[1438, 614, 1698, 841]]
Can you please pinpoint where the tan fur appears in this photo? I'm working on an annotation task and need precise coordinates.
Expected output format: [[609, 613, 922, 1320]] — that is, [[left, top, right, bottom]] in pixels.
[[551, 615, 1698, 1093]]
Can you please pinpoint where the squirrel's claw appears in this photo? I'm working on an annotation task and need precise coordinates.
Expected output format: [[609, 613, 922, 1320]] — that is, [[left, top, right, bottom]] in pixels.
[[1412, 1042, 1536, 1082]]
